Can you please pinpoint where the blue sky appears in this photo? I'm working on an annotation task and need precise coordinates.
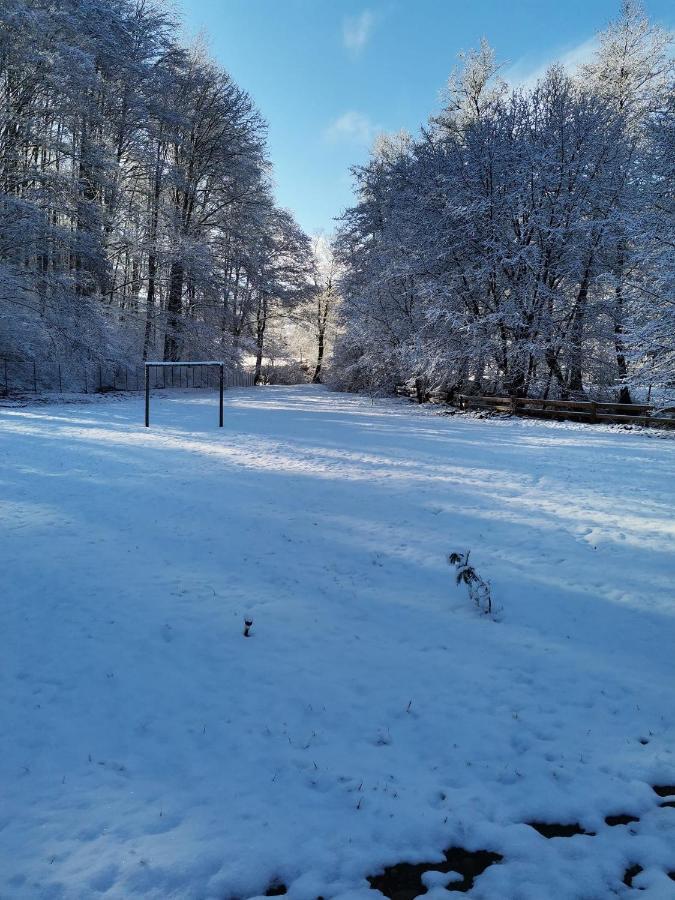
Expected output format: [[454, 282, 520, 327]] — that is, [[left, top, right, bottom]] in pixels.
[[178, 1, 674, 237]]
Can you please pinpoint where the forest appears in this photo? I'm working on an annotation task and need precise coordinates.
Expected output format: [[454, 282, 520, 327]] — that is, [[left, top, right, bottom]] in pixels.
[[332, 3, 674, 403], [0, 1, 673, 402], [0, 0, 321, 388]]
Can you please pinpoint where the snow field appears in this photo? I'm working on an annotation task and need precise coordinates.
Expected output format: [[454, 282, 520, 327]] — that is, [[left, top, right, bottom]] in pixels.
[[1, 385, 674, 899]]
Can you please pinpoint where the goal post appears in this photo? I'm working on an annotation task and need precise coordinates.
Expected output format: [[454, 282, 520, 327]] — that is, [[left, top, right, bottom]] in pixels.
[[144, 361, 224, 427]]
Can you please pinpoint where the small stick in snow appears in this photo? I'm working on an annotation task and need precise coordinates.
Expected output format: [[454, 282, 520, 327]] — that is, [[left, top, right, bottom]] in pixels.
[[243, 618, 253, 637]]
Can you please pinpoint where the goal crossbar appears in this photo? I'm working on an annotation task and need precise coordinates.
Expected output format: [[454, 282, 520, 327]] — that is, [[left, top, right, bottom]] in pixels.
[[144, 361, 225, 427]]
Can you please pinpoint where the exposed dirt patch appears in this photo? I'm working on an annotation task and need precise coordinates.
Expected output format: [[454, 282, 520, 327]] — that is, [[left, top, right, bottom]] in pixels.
[[527, 821, 594, 838], [652, 785, 675, 797], [623, 864, 643, 887], [225, 882, 287, 900], [605, 814, 640, 827], [367, 846, 503, 898]]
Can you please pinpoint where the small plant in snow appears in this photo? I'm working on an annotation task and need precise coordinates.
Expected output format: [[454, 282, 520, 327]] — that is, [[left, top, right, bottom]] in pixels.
[[449, 551, 494, 617], [374, 727, 392, 746]]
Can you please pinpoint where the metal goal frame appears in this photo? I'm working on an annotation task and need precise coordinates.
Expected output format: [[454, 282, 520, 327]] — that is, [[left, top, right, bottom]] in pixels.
[[144, 361, 225, 427]]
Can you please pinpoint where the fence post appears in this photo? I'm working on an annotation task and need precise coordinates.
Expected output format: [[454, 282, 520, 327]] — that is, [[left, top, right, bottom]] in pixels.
[[145, 365, 150, 427], [219, 364, 224, 427]]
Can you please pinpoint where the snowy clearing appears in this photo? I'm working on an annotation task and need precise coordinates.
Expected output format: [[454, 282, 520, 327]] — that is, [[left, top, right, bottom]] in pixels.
[[1, 385, 675, 900]]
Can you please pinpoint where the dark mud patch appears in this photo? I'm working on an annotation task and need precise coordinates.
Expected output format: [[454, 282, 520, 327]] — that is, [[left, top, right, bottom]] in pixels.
[[652, 785, 675, 797], [367, 846, 502, 898], [605, 814, 639, 827], [527, 821, 594, 838], [225, 882, 287, 900], [623, 864, 643, 887]]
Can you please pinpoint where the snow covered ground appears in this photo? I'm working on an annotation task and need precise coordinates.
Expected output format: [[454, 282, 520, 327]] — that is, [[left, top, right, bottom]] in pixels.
[[1, 385, 674, 900]]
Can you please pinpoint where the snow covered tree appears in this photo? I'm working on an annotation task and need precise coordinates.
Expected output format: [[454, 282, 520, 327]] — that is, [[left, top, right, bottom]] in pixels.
[[307, 236, 339, 383], [332, 5, 674, 403], [0, 0, 312, 386], [581, 0, 674, 401]]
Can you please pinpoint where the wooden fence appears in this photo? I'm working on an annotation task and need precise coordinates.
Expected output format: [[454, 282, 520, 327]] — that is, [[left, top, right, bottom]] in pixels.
[[394, 383, 450, 404], [395, 384, 675, 428], [456, 395, 675, 427]]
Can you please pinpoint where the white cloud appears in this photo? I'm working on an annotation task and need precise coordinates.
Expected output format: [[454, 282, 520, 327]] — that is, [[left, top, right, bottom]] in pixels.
[[504, 36, 598, 90], [343, 10, 375, 54], [324, 111, 377, 146]]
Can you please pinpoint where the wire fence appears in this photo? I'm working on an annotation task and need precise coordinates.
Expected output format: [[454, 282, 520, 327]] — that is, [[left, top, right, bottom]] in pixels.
[[0, 357, 255, 397]]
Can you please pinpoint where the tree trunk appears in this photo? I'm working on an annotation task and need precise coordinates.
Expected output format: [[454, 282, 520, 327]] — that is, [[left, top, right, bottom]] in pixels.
[[254, 295, 267, 385], [544, 347, 569, 399], [163, 260, 184, 361], [615, 325, 632, 404], [142, 251, 157, 361], [143, 143, 163, 362], [312, 327, 325, 383], [254, 325, 264, 384], [414, 375, 428, 403], [613, 248, 632, 404], [568, 265, 592, 394]]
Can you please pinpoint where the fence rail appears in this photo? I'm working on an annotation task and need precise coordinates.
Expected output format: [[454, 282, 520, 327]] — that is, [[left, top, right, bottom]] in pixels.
[[456, 394, 675, 427], [0, 357, 254, 397], [395, 383, 450, 404], [395, 383, 675, 428]]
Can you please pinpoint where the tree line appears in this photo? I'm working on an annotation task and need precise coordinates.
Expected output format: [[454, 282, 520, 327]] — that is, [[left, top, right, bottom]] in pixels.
[[0, 0, 319, 386], [331, 3, 674, 403]]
